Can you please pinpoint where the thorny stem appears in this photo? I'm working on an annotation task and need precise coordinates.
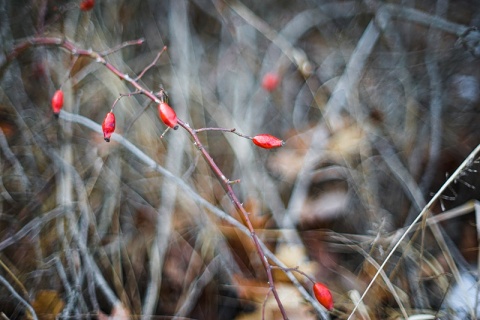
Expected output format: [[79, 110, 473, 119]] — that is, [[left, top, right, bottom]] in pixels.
[[179, 119, 289, 319], [6, 37, 291, 319]]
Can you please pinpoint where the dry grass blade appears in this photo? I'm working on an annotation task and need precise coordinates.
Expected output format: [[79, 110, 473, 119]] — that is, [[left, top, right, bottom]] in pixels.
[[348, 143, 480, 319]]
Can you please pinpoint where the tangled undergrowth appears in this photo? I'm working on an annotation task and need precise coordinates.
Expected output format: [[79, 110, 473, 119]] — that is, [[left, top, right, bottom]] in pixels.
[[1, 1, 480, 319]]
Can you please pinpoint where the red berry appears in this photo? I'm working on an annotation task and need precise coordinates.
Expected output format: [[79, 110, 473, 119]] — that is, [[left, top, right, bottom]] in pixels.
[[102, 112, 115, 142], [158, 102, 178, 130], [261, 72, 280, 92], [80, 0, 95, 11], [51, 90, 64, 115], [313, 282, 333, 311], [252, 134, 284, 149]]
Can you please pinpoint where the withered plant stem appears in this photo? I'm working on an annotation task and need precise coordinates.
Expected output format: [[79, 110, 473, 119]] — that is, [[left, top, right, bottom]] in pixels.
[[7, 36, 291, 319]]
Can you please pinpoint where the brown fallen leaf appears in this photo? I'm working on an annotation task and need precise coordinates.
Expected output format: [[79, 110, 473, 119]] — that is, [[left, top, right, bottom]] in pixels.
[[30, 290, 64, 320]]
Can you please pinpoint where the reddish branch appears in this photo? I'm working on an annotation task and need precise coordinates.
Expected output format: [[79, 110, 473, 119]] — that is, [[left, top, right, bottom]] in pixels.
[[5, 37, 291, 319], [180, 121, 288, 319]]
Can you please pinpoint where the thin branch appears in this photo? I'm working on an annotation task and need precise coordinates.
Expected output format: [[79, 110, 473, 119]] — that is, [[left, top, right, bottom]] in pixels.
[[194, 127, 236, 133], [0, 128, 30, 190], [262, 288, 272, 320], [226, 0, 312, 75], [335, 234, 409, 319], [173, 257, 219, 319], [99, 38, 145, 56], [0, 207, 64, 252], [0, 274, 38, 320], [178, 118, 290, 319], [383, 3, 467, 35], [110, 91, 141, 112], [194, 127, 253, 140], [134, 46, 167, 81], [271, 266, 315, 284]]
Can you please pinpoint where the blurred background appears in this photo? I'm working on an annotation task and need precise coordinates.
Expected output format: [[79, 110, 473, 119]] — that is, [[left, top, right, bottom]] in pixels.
[[2, 0, 480, 319]]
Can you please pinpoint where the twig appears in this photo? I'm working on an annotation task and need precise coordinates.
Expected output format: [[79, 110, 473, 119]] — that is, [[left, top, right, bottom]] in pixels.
[[0, 274, 38, 320], [134, 46, 167, 81], [0, 207, 64, 252], [334, 234, 409, 319], [262, 288, 272, 320], [374, 138, 426, 215], [53, 257, 73, 310], [0, 128, 30, 190], [225, 0, 312, 75], [110, 91, 141, 111], [173, 257, 219, 319], [3, 37, 164, 107], [194, 127, 236, 133], [393, 201, 476, 234], [194, 127, 253, 139], [383, 3, 467, 35], [271, 266, 315, 284], [0, 258, 28, 298], [99, 38, 145, 56]]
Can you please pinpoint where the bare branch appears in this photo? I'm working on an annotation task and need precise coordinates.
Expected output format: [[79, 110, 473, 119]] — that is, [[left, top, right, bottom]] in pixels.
[[134, 46, 167, 81], [99, 38, 145, 56], [0, 274, 38, 320]]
